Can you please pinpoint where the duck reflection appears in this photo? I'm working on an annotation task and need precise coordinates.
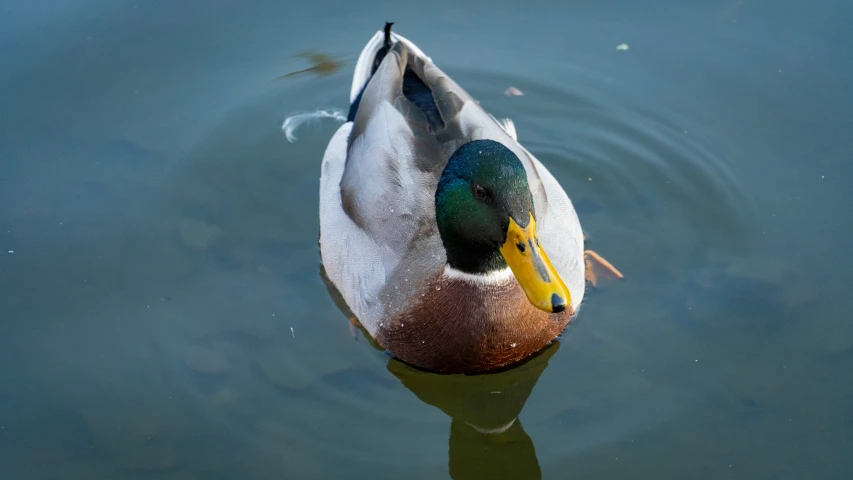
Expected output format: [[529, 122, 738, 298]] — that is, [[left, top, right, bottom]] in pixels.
[[386, 344, 556, 480], [321, 265, 553, 479]]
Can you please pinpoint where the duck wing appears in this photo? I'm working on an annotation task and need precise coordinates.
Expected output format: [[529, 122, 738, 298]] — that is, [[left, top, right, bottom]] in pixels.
[[340, 31, 550, 250]]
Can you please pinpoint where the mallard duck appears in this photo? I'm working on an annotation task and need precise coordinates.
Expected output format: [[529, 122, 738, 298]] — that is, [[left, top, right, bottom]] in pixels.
[[319, 23, 619, 373]]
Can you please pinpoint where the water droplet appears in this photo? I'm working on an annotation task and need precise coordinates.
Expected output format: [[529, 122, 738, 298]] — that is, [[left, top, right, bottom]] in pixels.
[[510, 343, 517, 348], [435, 285, 441, 291]]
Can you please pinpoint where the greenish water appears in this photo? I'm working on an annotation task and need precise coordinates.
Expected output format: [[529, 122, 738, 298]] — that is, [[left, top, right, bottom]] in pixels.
[[1, 1, 852, 478]]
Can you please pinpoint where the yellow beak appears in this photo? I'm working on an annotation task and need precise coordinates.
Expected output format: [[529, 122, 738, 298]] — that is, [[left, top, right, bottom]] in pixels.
[[499, 213, 570, 313]]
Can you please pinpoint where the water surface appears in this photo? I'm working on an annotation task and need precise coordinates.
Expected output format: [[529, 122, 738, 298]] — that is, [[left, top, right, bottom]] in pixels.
[[1, 0, 852, 478]]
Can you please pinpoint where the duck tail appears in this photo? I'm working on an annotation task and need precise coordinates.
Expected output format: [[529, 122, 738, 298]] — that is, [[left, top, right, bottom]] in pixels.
[[384, 22, 394, 50], [372, 21, 395, 76], [348, 21, 397, 121], [348, 23, 433, 122]]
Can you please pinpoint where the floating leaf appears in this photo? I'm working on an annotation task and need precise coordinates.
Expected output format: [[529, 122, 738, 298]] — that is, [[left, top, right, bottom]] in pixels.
[[277, 51, 346, 79]]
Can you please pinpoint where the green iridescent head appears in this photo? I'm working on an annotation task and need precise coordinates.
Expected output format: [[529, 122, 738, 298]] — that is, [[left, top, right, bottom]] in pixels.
[[434, 139, 570, 313]]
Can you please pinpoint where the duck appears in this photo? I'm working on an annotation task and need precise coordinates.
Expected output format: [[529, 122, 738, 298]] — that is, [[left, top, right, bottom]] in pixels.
[[319, 23, 620, 374]]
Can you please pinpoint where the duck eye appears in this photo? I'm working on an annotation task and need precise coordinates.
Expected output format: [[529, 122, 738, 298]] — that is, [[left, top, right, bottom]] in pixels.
[[473, 184, 488, 201]]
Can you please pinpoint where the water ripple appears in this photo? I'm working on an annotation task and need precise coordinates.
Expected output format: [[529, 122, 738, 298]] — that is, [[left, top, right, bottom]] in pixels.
[[156, 63, 759, 473]]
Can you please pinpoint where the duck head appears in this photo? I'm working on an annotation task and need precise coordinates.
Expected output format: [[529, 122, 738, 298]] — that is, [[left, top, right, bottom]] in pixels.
[[435, 139, 570, 313]]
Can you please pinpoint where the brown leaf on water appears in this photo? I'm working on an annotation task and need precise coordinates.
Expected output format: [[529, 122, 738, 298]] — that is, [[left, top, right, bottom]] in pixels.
[[276, 51, 346, 79]]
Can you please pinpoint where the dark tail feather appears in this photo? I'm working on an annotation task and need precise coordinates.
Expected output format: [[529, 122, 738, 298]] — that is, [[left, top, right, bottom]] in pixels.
[[348, 21, 396, 121], [373, 21, 395, 75], [384, 22, 394, 49]]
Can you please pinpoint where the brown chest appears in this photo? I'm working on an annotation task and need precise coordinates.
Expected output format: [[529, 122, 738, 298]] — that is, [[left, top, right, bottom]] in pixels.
[[376, 273, 574, 373]]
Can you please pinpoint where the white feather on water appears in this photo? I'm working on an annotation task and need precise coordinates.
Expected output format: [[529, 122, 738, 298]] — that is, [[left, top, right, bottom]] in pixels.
[[281, 108, 347, 143]]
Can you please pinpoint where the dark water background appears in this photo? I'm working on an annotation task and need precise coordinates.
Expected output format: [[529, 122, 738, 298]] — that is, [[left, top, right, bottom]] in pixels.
[[1, 0, 852, 478]]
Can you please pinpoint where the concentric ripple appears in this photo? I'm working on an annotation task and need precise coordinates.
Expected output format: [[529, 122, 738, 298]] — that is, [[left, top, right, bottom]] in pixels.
[[145, 62, 759, 476]]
